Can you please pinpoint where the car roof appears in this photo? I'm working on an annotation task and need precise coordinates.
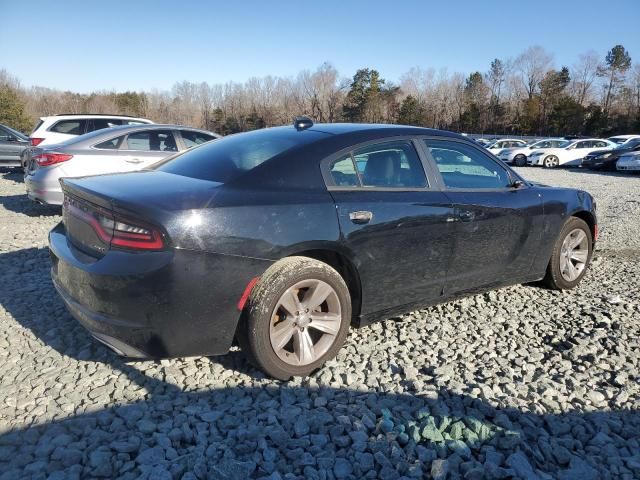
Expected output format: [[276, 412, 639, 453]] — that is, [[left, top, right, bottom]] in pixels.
[[41, 114, 152, 122], [301, 122, 463, 139], [54, 124, 220, 148], [609, 134, 640, 139]]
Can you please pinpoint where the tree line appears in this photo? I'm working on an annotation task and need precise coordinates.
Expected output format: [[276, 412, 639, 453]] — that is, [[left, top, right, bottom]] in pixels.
[[1, 44, 638, 137]]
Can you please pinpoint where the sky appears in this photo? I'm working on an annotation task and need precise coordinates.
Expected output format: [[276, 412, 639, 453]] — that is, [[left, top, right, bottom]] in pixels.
[[2, 0, 639, 93]]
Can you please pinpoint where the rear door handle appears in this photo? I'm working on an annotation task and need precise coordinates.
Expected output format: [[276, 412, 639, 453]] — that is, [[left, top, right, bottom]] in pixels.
[[458, 210, 475, 221], [349, 210, 373, 224]]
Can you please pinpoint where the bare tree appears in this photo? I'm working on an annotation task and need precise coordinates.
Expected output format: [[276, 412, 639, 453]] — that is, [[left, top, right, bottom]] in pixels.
[[514, 46, 553, 99], [569, 51, 601, 106]]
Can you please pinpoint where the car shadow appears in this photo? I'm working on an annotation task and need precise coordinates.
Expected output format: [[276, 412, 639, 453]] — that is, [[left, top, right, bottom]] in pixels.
[[0, 193, 61, 217], [1, 247, 638, 479], [0, 166, 25, 183], [565, 168, 636, 179]]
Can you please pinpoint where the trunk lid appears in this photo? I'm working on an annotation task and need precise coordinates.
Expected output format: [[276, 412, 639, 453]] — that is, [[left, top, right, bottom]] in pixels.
[[60, 171, 222, 256]]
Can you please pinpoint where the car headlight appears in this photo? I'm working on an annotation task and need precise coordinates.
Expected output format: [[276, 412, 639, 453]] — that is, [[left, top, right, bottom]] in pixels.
[[600, 153, 612, 158]]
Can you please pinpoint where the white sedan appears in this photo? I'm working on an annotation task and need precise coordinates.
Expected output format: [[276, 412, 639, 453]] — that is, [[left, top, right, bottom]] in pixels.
[[486, 138, 528, 154], [497, 138, 567, 166], [527, 139, 617, 168], [616, 152, 640, 172]]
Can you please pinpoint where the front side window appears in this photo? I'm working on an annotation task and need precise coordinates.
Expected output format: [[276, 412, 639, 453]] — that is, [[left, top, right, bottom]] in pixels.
[[181, 130, 216, 149], [126, 130, 177, 152], [50, 120, 86, 135], [425, 139, 512, 189], [94, 135, 125, 150], [352, 141, 427, 188]]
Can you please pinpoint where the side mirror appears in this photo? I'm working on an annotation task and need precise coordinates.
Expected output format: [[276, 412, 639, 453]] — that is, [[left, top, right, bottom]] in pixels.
[[510, 180, 525, 189]]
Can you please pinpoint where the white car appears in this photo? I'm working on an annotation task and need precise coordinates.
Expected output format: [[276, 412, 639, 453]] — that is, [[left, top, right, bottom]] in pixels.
[[527, 138, 617, 168], [496, 138, 567, 166], [608, 134, 640, 146], [485, 138, 528, 153], [616, 152, 640, 172], [30, 114, 153, 147]]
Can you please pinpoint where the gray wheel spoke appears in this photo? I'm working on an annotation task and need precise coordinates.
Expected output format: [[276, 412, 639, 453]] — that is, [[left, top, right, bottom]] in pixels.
[[570, 250, 588, 263], [271, 319, 296, 351], [293, 329, 315, 364], [279, 288, 301, 316], [269, 278, 343, 367], [308, 313, 341, 335], [303, 281, 333, 309], [570, 230, 586, 249]]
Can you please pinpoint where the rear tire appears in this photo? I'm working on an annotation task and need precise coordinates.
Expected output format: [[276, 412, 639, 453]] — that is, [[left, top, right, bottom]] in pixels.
[[514, 155, 527, 167], [238, 256, 351, 380], [543, 217, 592, 290]]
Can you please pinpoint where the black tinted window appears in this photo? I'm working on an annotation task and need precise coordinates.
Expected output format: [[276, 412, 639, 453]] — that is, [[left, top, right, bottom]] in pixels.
[[181, 130, 216, 148], [330, 155, 358, 186], [353, 141, 427, 188], [94, 135, 125, 150], [155, 127, 328, 183], [425, 139, 512, 189], [50, 120, 86, 135], [88, 118, 123, 132]]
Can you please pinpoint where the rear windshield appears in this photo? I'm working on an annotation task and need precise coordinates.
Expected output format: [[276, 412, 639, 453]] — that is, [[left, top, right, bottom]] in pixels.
[[154, 127, 328, 183]]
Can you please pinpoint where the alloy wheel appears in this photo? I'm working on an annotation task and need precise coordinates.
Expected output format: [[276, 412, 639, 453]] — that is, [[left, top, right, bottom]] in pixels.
[[559, 228, 589, 282], [545, 155, 559, 168], [269, 279, 342, 366]]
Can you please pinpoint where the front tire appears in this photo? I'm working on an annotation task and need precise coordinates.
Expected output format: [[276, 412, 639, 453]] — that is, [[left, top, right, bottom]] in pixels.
[[238, 256, 351, 380], [543, 217, 592, 290], [543, 155, 560, 168]]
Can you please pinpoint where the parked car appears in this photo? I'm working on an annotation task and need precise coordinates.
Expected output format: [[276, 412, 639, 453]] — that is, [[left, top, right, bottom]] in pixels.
[[616, 152, 640, 172], [30, 114, 153, 147], [24, 124, 219, 205], [0, 124, 30, 167], [607, 134, 640, 146], [582, 138, 640, 170], [485, 138, 528, 153], [474, 138, 492, 147], [496, 138, 567, 166], [49, 118, 597, 379], [527, 138, 616, 168]]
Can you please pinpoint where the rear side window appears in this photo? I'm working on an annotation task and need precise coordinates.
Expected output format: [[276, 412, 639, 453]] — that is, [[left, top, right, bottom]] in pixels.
[[354, 141, 427, 188], [94, 135, 125, 150], [181, 130, 216, 148], [126, 130, 177, 152], [155, 127, 328, 183], [50, 120, 86, 135], [330, 156, 358, 186], [425, 139, 512, 189], [87, 118, 123, 132]]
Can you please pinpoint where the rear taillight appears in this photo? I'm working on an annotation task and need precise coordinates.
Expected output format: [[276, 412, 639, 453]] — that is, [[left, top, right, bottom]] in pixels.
[[30, 138, 44, 146], [65, 197, 165, 251], [35, 152, 73, 167]]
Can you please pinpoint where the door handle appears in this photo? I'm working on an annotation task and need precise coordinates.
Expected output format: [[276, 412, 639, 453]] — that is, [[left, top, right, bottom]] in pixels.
[[349, 211, 373, 224], [126, 158, 143, 164], [458, 210, 475, 221]]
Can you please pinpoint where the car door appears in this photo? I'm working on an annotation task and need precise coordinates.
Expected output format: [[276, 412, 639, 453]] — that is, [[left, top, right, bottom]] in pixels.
[[120, 129, 179, 170], [324, 138, 455, 316], [422, 138, 544, 295], [0, 126, 28, 162]]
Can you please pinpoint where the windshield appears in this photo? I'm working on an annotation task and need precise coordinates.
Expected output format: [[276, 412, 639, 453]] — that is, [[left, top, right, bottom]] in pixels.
[[154, 127, 328, 183], [616, 139, 640, 150]]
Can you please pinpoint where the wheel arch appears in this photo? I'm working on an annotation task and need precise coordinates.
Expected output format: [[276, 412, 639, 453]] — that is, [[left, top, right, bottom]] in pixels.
[[286, 247, 363, 321], [571, 209, 597, 242]]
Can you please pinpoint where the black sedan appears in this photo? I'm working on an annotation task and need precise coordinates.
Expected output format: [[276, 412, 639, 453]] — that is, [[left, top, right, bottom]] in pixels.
[[582, 139, 640, 170], [49, 119, 597, 379]]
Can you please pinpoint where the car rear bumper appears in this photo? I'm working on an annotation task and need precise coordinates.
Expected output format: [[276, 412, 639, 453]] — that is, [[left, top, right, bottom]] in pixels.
[[25, 175, 64, 205], [49, 222, 272, 359]]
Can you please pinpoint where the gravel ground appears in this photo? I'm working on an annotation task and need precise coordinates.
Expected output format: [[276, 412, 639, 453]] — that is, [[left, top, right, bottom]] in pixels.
[[0, 166, 639, 480]]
